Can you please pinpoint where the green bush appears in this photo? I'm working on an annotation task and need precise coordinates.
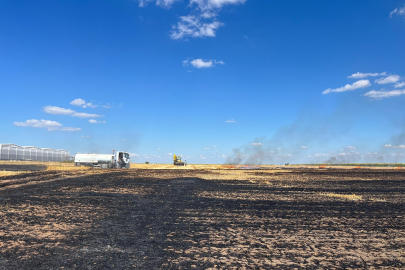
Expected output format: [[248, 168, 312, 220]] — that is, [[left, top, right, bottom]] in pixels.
[[145, 161, 149, 164]]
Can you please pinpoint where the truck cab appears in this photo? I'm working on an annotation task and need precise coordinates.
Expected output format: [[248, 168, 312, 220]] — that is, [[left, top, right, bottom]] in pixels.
[[116, 151, 130, 168]]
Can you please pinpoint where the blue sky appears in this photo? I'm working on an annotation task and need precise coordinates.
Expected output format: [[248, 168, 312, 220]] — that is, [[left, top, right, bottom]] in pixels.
[[1, 0, 405, 164]]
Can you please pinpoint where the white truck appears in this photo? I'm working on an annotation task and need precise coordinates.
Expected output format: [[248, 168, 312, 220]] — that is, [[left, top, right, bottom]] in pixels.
[[74, 151, 130, 169]]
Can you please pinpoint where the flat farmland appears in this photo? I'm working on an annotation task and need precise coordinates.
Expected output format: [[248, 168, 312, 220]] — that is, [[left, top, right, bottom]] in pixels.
[[0, 166, 404, 269]]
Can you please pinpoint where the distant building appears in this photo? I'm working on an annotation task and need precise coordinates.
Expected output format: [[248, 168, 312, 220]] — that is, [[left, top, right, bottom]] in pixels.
[[0, 144, 70, 162]]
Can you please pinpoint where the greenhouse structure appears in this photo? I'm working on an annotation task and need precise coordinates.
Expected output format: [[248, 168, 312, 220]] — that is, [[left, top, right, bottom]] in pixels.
[[0, 144, 70, 162]]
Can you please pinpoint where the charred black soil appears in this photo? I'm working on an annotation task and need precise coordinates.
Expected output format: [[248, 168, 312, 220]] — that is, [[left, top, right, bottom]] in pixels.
[[0, 169, 404, 269]]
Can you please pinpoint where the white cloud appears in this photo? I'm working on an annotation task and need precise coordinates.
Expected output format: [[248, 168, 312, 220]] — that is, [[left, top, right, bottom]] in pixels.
[[375, 75, 400, 84], [395, 81, 405, 88], [190, 0, 247, 10], [138, 0, 246, 40], [102, 103, 112, 109], [14, 119, 81, 132], [364, 89, 405, 99], [44, 105, 103, 118], [183, 58, 225, 68], [170, 15, 223, 39], [72, 112, 104, 118], [346, 146, 356, 149], [203, 147, 211, 150], [322, 80, 371, 94], [88, 119, 107, 124], [201, 11, 217, 18], [13, 119, 63, 131], [191, 59, 213, 68], [301, 146, 307, 149], [250, 143, 263, 146], [390, 5, 405, 17], [385, 144, 405, 149], [83, 102, 98, 108], [43, 106, 75, 115], [70, 98, 98, 108], [61, 127, 81, 132], [314, 153, 330, 157], [225, 119, 237, 123], [212, 146, 217, 148], [347, 72, 386, 79], [128, 152, 139, 157], [139, 0, 246, 40], [70, 98, 86, 106], [138, 0, 179, 8]]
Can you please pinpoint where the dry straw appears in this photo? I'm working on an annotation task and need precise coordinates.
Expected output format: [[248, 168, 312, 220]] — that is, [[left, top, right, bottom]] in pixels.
[[322, 193, 363, 201], [0, 170, 29, 177], [46, 165, 91, 171]]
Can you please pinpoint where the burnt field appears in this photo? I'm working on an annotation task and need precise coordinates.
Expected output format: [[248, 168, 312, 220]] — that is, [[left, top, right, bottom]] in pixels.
[[0, 168, 404, 269]]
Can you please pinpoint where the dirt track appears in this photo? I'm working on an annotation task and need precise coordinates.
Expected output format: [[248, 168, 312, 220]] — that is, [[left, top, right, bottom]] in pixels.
[[0, 168, 404, 269]]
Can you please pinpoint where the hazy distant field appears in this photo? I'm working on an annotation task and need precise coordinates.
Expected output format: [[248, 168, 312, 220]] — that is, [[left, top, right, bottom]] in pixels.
[[0, 162, 404, 269]]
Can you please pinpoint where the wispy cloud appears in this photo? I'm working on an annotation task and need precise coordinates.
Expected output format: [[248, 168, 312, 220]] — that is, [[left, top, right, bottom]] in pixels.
[[190, 0, 247, 10], [364, 89, 405, 99], [61, 127, 81, 132], [226, 119, 237, 123], [14, 119, 63, 131], [203, 147, 211, 150], [390, 5, 405, 18], [128, 152, 140, 158], [322, 80, 371, 94], [347, 72, 386, 79], [183, 58, 225, 68], [250, 143, 263, 146], [43, 106, 104, 118], [43, 106, 75, 115], [170, 15, 223, 39], [138, 0, 247, 39], [72, 112, 104, 118], [301, 146, 308, 149], [13, 119, 80, 132], [395, 82, 405, 88], [138, 0, 179, 8], [374, 75, 400, 84], [89, 119, 107, 124], [385, 144, 405, 149]]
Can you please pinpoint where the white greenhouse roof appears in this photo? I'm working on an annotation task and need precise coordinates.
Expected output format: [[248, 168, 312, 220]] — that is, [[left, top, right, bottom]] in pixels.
[[0, 143, 69, 152]]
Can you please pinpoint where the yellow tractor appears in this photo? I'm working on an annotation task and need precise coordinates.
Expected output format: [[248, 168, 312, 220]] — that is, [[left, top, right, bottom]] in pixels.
[[173, 154, 185, 166]]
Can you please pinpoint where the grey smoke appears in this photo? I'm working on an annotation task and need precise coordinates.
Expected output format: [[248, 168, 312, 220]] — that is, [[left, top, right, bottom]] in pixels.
[[225, 97, 405, 165]]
